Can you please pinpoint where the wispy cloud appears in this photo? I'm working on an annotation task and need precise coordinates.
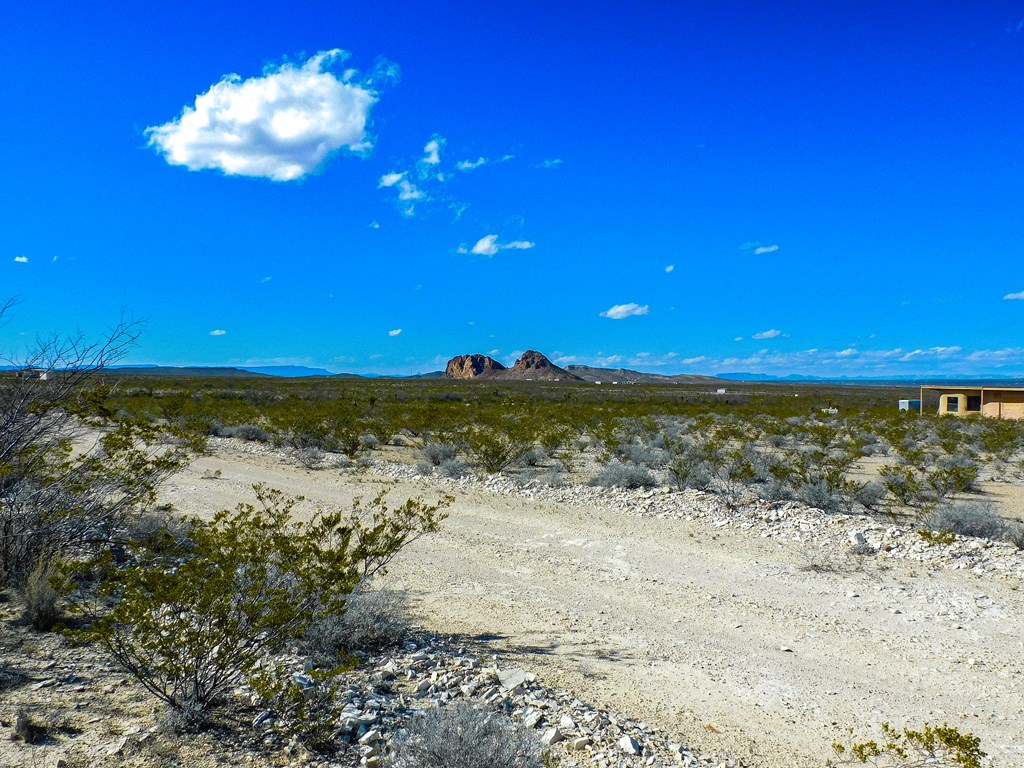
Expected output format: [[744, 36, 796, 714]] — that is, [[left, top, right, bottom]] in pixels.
[[388, 328, 402, 337], [146, 50, 389, 181], [209, 329, 227, 336], [369, 221, 381, 229], [741, 241, 780, 255], [456, 157, 488, 171], [13, 256, 28, 263], [259, 276, 272, 284], [1003, 290, 1024, 300], [664, 264, 675, 273], [537, 158, 563, 169], [751, 329, 782, 340], [558, 345, 1024, 378], [899, 346, 961, 362], [459, 234, 536, 257], [600, 303, 649, 320], [379, 171, 427, 216]]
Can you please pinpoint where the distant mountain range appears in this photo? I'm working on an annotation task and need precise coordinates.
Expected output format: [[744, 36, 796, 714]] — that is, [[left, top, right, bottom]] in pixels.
[[3, 361, 1019, 386], [566, 365, 723, 385]]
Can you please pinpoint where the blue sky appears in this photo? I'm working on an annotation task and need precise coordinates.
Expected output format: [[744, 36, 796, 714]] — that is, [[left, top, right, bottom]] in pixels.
[[3, 1, 1024, 377]]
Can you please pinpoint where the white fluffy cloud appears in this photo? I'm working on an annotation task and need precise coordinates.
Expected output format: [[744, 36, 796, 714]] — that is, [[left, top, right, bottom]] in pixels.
[[664, 264, 675, 273], [13, 256, 27, 263], [752, 329, 782, 339], [146, 50, 381, 181], [388, 328, 402, 337], [1004, 290, 1024, 300], [209, 329, 227, 336], [600, 303, 649, 320], [422, 136, 444, 165], [753, 244, 780, 255], [462, 234, 535, 257]]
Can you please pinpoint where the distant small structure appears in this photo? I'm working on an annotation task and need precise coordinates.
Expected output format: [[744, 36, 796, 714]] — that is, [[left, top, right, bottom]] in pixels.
[[716, 388, 727, 395], [898, 399, 921, 412], [921, 385, 1024, 419], [15, 368, 48, 380]]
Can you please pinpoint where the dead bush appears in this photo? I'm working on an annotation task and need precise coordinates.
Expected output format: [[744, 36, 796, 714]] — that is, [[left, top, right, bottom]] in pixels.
[[22, 558, 61, 631], [386, 700, 542, 768]]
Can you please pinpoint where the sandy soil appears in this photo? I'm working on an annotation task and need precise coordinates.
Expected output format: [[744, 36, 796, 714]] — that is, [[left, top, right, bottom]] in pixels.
[[157, 443, 1024, 768]]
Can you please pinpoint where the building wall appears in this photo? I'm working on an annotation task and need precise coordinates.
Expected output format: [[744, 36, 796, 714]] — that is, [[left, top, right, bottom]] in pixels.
[[934, 389, 1024, 420], [985, 391, 1024, 420]]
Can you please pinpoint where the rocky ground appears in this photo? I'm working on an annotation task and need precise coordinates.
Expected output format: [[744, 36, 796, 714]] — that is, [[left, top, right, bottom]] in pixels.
[[3, 437, 1023, 767]]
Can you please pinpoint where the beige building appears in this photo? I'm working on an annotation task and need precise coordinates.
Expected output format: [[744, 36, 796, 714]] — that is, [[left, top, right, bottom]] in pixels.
[[921, 385, 1024, 419]]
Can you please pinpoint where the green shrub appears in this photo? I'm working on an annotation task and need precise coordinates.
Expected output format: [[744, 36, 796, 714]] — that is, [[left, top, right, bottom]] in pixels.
[[832, 721, 984, 768], [79, 484, 449, 719]]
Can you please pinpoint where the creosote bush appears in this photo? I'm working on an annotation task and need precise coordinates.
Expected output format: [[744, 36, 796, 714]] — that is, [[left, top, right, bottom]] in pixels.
[[386, 701, 543, 768], [78, 484, 450, 720], [832, 721, 985, 768]]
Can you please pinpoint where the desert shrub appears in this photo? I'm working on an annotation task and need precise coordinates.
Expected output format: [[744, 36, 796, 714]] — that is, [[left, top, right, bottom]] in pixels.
[[14, 708, 46, 744], [758, 480, 792, 502], [925, 456, 979, 498], [360, 433, 381, 451], [922, 503, 1008, 542], [305, 585, 408, 660], [249, 661, 352, 752], [854, 481, 886, 511], [590, 461, 657, 489], [80, 484, 449, 719], [293, 445, 325, 469], [519, 446, 547, 467], [386, 700, 543, 768], [833, 721, 985, 768], [440, 458, 472, 478], [665, 439, 713, 491], [23, 558, 61, 631], [423, 442, 458, 466], [618, 442, 669, 469], [463, 426, 534, 474], [1004, 521, 1024, 550], [879, 465, 923, 507], [126, 507, 195, 555], [212, 422, 269, 442], [796, 481, 847, 514]]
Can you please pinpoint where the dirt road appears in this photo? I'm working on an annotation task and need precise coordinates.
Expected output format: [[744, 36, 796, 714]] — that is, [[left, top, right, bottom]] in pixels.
[[163, 442, 1024, 767]]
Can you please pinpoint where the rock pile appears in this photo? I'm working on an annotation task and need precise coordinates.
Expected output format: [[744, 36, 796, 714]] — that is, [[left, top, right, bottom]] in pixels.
[[368, 460, 1024, 581], [251, 636, 741, 768]]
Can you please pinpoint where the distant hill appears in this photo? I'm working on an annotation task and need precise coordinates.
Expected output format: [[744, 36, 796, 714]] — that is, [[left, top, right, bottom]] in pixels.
[[102, 366, 270, 378], [566, 365, 724, 385], [240, 365, 336, 377], [444, 351, 582, 382]]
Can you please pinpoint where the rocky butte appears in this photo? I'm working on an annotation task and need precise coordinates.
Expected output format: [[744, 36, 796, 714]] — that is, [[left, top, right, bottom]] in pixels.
[[443, 350, 582, 382]]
